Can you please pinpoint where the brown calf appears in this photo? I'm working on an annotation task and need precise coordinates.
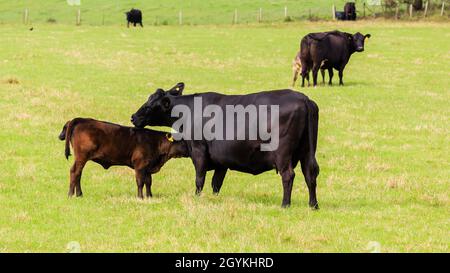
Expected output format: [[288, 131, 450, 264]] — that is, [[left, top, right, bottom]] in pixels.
[[58, 118, 188, 198], [292, 51, 327, 87]]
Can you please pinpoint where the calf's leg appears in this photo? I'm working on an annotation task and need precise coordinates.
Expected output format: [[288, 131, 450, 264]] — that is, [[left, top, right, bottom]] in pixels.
[[69, 160, 86, 197], [134, 169, 145, 199], [211, 168, 227, 195]]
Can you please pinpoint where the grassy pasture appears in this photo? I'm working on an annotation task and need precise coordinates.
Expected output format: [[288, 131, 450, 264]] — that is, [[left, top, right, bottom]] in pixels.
[[0, 21, 449, 252], [0, 0, 391, 25]]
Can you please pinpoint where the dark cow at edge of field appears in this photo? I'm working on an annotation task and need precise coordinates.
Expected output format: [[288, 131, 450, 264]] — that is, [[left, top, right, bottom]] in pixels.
[[344, 2, 357, 20], [131, 83, 320, 209], [59, 118, 188, 198], [125, 8, 143, 27], [299, 30, 371, 87]]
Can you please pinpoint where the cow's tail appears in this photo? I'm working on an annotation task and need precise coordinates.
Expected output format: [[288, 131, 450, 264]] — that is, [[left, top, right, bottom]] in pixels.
[[303, 99, 320, 177], [59, 118, 80, 160]]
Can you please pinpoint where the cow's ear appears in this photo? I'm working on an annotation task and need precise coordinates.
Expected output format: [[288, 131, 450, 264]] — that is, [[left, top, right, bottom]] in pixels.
[[365, 34, 371, 39], [167, 82, 184, 96], [161, 97, 171, 111]]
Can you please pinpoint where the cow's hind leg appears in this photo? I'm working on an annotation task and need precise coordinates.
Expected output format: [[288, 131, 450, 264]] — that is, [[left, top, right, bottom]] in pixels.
[[301, 66, 308, 88], [69, 159, 86, 197], [320, 69, 325, 85], [338, 68, 344, 86], [312, 63, 320, 87], [280, 165, 295, 208], [328, 68, 333, 86], [211, 168, 227, 195], [300, 156, 319, 209], [139, 22, 143, 27]]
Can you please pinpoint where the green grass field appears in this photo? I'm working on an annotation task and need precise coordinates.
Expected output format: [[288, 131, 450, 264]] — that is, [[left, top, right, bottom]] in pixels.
[[0, 20, 449, 252]]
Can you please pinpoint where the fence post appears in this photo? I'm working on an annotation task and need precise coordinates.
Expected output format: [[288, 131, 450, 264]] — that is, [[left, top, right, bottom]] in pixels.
[[441, 1, 445, 16], [332, 4, 336, 20], [409, 4, 413, 18], [233, 9, 238, 24], [363, 2, 366, 18], [23, 8, 29, 25], [76, 8, 81, 25], [424, 1, 428, 17], [395, 6, 399, 19], [259, 8, 262, 22], [179, 10, 182, 25], [284, 6, 288, 18]]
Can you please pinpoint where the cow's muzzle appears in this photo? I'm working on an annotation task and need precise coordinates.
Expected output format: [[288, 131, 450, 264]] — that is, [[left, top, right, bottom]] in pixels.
[[356, 47, 364, 52]]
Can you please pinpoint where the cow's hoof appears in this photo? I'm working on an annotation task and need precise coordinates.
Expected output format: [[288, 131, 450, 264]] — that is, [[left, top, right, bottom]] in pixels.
[[212, 191, 220, 196], [310, 203, 319, 210], [281, 203, 291, 208]]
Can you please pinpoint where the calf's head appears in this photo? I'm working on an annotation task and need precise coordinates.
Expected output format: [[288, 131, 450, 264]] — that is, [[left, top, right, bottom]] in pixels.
[[352, 32, 371, 52], [131, 82, 184, 128]]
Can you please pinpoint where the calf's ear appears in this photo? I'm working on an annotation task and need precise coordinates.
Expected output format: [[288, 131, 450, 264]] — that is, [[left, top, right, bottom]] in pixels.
[[167, 82, 184, 96]]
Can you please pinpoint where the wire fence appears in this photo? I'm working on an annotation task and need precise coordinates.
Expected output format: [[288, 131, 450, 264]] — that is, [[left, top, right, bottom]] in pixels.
[[1, 1, 448, 26]]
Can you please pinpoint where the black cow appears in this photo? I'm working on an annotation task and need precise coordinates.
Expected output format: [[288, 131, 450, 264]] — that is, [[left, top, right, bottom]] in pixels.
[[300, 30, 371, 87], [344, 2, 356, 20], [125, 8, 143, 28], [131, 83, 320, 209]]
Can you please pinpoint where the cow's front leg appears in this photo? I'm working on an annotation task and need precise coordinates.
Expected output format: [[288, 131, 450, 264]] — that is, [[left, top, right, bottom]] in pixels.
[[280, 166, 295, 208], [211, 168, 227, 195]]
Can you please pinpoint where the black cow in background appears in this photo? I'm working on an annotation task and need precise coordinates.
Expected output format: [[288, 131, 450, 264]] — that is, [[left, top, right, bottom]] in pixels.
[[125, 8, 143, 27], [300, 30, 371, 87], [344, 2, 356, 20]]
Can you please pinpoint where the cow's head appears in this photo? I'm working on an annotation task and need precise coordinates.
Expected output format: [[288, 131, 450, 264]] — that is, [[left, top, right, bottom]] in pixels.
[[131, 82, 185, 128], [352, 32, 371, 52]]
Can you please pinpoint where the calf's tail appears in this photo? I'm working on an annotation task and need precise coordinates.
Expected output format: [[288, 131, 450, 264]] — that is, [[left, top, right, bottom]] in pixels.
[[58, 119, 79, 160]]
